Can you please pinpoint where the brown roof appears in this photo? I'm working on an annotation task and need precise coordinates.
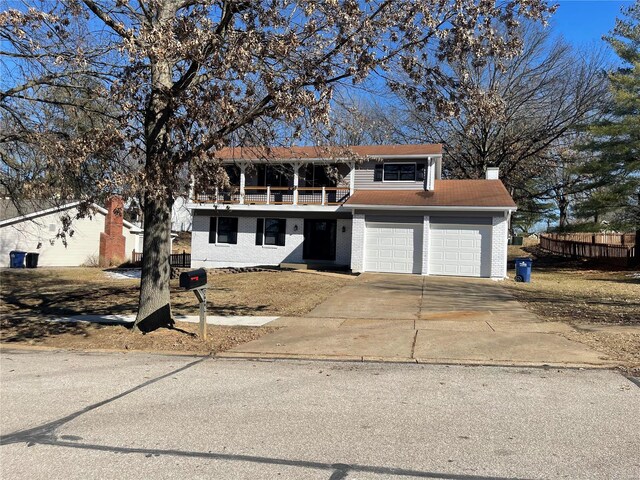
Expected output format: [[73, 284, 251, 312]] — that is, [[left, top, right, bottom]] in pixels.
[[345, 180, 517, 208], [214, 144, 442, 161]]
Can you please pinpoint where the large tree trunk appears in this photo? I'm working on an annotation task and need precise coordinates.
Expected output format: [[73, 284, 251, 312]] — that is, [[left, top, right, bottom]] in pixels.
[[134, 191, 174, 332], [133, 7, 175, 333]]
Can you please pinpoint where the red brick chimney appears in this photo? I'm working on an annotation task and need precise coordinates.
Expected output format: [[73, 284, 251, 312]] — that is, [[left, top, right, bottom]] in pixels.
[[99, 196, 126, 266]]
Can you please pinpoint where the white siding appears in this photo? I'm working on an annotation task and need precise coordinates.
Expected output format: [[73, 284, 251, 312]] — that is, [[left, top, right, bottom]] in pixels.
[[125, 230, 143, 258], [354, 160, 429, 190], [0, 208, 138, 267]]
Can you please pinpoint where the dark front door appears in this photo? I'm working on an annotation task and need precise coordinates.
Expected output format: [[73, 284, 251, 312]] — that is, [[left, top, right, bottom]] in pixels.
[[303, 219, 337, 261]]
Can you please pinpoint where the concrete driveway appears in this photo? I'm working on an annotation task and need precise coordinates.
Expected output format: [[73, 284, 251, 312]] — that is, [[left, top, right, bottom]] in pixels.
[[308, 273, 539, 320], [225, 273, 612, 367]]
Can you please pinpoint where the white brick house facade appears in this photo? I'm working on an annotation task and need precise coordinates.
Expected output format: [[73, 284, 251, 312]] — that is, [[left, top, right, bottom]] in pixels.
[[188, 144, 516, 279], [349, 214, 365, 272], [421, 216, 431, 275], [191, 211, 353, 269]]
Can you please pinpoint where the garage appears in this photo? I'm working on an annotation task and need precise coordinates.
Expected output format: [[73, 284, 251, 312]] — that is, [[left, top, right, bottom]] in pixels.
[[429, 224, 491, 277], [364, 222, 422, 274]]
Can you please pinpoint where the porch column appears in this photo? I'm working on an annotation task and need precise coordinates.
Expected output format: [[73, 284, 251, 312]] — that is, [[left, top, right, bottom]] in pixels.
[[349, 161, 355, 196], [291, 162, 300, 205], [239, 162, 246, 204]]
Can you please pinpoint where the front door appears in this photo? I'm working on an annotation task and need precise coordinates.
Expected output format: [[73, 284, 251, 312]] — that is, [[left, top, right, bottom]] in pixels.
[[303, 219, 337, 261]]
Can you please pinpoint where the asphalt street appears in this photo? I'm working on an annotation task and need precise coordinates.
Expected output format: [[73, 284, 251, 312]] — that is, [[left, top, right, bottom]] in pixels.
[[1, 349, 639, 479]]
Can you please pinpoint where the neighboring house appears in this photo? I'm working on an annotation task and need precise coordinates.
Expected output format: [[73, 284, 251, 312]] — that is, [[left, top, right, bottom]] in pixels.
[[0, 197, 143, 267], [188, 144, 517, 279], [172, 196, 193, 232]]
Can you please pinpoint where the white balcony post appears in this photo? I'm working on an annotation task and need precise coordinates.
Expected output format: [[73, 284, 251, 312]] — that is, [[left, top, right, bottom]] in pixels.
[[214, 187, 219, 204], [292, 162, 300, 205], [349, 161, 355, 196], [239, 163, 246, 204], [321, 186, 326, 206], [266, 185, 271, 205]]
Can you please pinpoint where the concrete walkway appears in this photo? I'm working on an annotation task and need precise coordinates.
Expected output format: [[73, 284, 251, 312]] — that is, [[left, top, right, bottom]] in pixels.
[[224, 274, 613, 367], [52, 314, 277, 327]]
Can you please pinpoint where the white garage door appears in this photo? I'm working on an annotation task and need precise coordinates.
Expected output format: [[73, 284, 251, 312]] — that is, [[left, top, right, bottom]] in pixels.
[[429, 224, 491, 277], [365, 222, 422, 274]]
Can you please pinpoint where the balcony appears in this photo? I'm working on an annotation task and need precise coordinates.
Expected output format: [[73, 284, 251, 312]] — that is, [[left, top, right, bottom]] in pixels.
[[193, 186, 351, 206]]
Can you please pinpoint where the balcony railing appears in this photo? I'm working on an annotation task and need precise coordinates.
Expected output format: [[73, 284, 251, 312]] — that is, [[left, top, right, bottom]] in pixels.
[[193, 186, 350, 206]]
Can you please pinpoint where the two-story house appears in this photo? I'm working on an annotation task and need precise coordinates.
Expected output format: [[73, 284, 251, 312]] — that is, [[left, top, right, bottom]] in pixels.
[[187, 144, 516, 279]]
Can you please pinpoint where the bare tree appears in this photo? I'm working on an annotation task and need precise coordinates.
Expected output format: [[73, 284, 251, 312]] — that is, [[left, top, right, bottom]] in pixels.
[[322, 94, 404, 146], [393, 26, 608, 196], [530, 133, 598, 230], [1, 0, 554, 331]]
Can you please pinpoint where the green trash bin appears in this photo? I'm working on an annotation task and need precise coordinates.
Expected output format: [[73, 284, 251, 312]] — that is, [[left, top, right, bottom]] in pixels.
[[512, 236, 524, 246]]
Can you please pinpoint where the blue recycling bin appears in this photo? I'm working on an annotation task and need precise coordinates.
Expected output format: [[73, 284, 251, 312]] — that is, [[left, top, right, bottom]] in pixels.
[[9, 251, 27, 268], [514, 257, 532, 283]]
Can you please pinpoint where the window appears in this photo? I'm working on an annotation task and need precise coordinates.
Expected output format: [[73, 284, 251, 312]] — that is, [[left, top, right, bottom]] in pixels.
[[383, 163, 416, 181], [209, 217, 238, 244], [257, 165, 290, 187], [255, 218, 286, 246]]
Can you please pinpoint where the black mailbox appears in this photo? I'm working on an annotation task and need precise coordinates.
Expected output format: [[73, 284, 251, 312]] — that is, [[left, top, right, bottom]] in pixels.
[[179, 268, 207, 290]]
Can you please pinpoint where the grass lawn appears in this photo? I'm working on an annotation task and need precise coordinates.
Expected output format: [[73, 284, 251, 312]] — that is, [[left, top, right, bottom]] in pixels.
[[505, 245, 639, 325], [504, 245, 640, 375], [0, 267, 352, 353]]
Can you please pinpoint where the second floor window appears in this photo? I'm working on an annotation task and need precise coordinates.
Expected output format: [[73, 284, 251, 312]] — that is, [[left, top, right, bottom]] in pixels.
[[384, 163, 416, 181]]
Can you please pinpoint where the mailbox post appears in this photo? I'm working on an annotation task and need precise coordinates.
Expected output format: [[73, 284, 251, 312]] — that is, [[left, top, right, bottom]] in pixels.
[[179, 269, 208, 340]]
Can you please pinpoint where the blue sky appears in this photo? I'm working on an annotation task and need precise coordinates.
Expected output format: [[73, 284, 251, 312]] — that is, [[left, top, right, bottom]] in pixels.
[[550, 0, 634, 48]]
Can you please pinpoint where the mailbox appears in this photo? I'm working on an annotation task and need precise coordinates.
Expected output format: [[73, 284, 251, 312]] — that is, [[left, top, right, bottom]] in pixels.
[[179, 268, 207, 290]]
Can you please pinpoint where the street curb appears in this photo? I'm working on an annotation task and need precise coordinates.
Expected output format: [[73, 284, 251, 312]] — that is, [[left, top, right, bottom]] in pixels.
[[216, 350, 618, 370], [0, 345, 622, 371]]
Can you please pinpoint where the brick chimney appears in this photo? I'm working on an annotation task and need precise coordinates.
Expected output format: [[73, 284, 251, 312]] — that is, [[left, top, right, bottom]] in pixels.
[[99, 196, 126, 266]]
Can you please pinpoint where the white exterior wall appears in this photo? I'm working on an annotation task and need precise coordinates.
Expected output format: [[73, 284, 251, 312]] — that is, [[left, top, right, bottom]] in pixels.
[[335, 218, 353, 266], [421, 215, 430, 275], [126, 231, 144, 257], [188, 209, 511, 276], [350, 213, 365, 272], [490, 214, 509, 279], [0, 208, 139, 267], [191, 214, 352, 269]]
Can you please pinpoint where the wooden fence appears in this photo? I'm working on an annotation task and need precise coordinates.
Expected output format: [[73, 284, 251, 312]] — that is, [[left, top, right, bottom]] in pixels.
[[539, 234, 637, 266], [543, 232, 636, 245], [131, 250, 191, 268]]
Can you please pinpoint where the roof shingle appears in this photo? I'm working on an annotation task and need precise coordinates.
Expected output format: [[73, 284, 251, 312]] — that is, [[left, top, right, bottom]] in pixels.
[[345, 180, 516, 208], [214, 144, 442, 161]]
